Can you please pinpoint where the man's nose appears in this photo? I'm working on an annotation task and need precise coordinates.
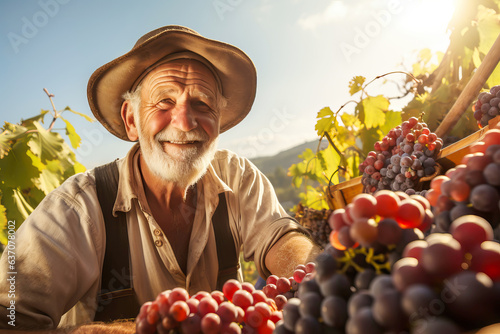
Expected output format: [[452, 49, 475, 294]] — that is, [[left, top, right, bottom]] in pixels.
[[170, 103, 197, 132]]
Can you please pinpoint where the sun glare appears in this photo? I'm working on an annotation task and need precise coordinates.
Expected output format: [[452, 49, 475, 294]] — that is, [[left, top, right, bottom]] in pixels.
[[404, 0, 457, 36]]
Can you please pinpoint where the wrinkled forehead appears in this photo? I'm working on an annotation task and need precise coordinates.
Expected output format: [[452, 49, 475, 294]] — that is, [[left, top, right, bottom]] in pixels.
[[140, 58, 220, 95]]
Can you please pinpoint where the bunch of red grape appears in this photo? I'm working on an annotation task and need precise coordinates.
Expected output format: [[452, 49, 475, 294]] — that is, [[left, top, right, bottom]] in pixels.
[[260, 263, 316, 310], [473, 85, 500, 128], [135, 280, 282, 334], [425, 127, 500, 239], [346, 215, 500, 334], [328, 191, 433, 250], [359, 117, 443, 195]]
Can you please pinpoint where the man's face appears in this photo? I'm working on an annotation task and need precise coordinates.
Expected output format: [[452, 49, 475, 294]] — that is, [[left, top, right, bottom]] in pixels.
[[132, 59, 221, 188]]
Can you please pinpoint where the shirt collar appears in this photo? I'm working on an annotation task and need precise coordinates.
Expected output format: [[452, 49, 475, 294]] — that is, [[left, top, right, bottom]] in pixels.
[[112, 144, 233, 215]]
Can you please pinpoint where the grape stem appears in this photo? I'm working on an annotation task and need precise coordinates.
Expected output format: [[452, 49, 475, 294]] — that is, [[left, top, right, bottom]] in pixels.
[[337, 247, 391, 275]]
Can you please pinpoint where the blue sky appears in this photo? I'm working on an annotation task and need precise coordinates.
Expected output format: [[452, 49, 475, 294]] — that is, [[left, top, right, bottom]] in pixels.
[[0, 0, 456, 169]]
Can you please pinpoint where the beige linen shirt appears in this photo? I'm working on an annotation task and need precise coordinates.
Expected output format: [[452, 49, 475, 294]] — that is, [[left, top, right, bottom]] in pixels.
[[0, 144, 308, 329]]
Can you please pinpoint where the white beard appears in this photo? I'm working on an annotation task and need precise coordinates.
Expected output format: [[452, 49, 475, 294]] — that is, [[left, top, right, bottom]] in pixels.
[[137, 121, 218, 190]]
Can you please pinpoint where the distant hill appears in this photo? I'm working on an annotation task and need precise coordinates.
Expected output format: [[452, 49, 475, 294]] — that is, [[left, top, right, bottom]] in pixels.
[[249, 138, 327, 175], [249, 139, 327, 213]]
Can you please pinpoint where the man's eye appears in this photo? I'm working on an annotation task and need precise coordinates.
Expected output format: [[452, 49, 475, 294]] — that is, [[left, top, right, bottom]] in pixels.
[[193, 100, 213, 111], [156, 99, 174, 109]]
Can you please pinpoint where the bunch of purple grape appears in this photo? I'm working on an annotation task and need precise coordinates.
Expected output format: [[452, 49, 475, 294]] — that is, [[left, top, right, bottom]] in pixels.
[[347, 215, 500, 334], [473, 85, 500, 128], [359, 117, 443, 196], [425, 127, 500, 239]]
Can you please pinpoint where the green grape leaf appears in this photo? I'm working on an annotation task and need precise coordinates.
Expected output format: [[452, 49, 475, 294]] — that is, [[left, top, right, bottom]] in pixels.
[[12, 188, 34, 220], [380, 110, 402, 135], [319, 145, 342, 186], [73, 161, 86, 174], [38, 168, 63, 195], [0, 199, 6, 245], [61, 117, 81, 149], [349, 76, 366, 96], [315, 107, 337, 136], [0, 140, 41, 189], [21, 110, 49, 128], [288, 163, 305, 188], [347, 154, 360, 178], [463, 25, 480, 50], [29, 121, 65, 161], [64, 106, 94, 123], [341, 112, 361, 129], [299, 185, 329, 210], [418, 48, 432, 64], [362, 95, 389, 129], [477, 6, 500, 56], [0, 124, 28, 159], [359, 127, 382, 156]]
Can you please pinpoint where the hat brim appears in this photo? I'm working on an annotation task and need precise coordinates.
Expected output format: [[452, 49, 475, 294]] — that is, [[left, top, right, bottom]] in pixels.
[[87, 28, 257, 141]]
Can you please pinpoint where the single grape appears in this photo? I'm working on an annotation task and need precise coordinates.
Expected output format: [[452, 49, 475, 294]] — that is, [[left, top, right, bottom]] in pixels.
[[345, 308, 384, 334], [470, 184, 500, 212], [298, 291, 322, 318], [450, 215, 494, 253], [294, 315, 322, 334], [372, 289, 407, 331], [200, 313, 221, 334], [319, 273, 352, 300], [421, 233, 464, 279], [223, 279, 242, 302], [445, 271, 497, 329], [392, 257, 431, 291], [321, 295, 348, 328], [376, 218, 403, 246], [369, 275, 395, 299], [354, 268, 377, 290], [469, 241, 500, 281], [401, 284, 438, 319], [282, 298, 301, 332], [484, 162, 500, 186]]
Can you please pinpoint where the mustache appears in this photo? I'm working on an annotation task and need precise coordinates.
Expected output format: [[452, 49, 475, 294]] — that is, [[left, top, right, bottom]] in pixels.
[[155, 128, 209, 142]]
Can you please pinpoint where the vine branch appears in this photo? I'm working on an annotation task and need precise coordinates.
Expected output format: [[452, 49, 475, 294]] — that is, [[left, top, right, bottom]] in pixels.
[[43, 88, 58, 132]]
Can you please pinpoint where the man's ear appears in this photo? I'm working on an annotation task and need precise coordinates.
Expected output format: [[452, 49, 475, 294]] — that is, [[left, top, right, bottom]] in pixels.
[[121, 101, 139, 141]]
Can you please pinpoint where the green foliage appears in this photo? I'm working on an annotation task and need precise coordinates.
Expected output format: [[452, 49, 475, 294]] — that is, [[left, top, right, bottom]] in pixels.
[[289, 78, 402, 211], [289, 0, 500, 212], [0, 96, 91, 246], [402, 1, 500, 137]]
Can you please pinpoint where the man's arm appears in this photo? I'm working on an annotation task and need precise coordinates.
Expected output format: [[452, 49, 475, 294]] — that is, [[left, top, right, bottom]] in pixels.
[[265, 231, 321, 278]]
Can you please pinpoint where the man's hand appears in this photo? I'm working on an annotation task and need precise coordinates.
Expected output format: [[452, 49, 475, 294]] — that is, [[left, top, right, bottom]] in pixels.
[[265, 232, 321, 278]]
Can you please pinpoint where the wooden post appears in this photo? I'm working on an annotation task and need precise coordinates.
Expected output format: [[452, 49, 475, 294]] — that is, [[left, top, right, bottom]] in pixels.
[[435, 32, 500, 138]]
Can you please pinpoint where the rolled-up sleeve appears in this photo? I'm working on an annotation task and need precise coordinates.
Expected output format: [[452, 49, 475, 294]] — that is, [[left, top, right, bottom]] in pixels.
[[0, 173, 104, 329]]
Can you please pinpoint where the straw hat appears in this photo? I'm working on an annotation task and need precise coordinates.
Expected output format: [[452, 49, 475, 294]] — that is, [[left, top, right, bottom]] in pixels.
[[87, 25, 257, 141]]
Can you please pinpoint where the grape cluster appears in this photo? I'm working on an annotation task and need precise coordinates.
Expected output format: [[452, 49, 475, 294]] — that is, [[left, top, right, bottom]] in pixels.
[[260, 263, 317, 310], [473, 85, 500, 128], [135, 280, 281, 334], [295, 206, 332, 248], [359, 117, 443, 195], [347, 215, 500, 334], [275, 252, 355, 334], [328, 191, 433, 251], [426, 127, 500, 239]]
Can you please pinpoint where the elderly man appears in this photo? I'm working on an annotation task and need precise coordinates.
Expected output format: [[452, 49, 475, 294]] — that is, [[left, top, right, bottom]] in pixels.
[[0, 26, 319, 330]]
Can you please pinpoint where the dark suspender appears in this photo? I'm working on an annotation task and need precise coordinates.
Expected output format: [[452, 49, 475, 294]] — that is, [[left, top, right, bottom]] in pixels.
[[93, 161, 239, 322], [213, 192, 240, 291], [93, 161, 140, 322]]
